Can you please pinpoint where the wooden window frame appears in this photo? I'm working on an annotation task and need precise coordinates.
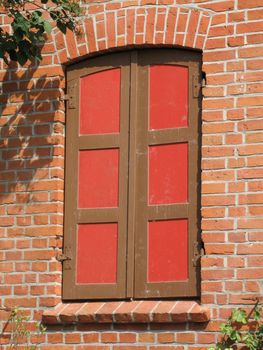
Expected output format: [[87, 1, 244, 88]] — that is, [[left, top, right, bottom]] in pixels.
[[63, 49, 202, 301]]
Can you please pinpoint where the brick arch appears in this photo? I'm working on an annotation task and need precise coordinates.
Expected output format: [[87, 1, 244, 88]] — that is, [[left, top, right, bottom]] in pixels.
[[54, 4, 212, 64]]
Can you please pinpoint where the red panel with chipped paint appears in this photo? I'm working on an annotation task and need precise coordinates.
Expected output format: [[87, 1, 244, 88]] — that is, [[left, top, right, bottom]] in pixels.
[[149, 143, 188, 205], [80, 68, 121, 135], [77, 223, 118, 284], [149, 65, 188, 130], [148, 219, 188, 282], [78, 149, 119, 208]]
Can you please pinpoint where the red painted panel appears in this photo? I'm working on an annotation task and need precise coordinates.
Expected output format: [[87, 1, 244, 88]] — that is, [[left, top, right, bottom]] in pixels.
[[77, 223, 118, 284], [80, 68, 120, 135], [78, 149, 119, 208], [149, 65, 188, 130], [149, 143, 188, 205], [148, 219, 188, 282]]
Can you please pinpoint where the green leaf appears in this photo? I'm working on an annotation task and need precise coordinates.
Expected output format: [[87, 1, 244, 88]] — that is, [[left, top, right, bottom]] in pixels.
[[254, 306, 262, 321], [57, 20, 67, 34], [0, 0, 80, 65], [43, 21, 53, 34], [232, 309, 247, 324], [9, 49, 18, 61]]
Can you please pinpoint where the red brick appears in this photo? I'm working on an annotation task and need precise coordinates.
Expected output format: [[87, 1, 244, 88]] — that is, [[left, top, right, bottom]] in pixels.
[[202, 257, 224, 268], [237, 71, 263, 82], [238, 0, 263, 9], [211, 13, 226, 26], [170, 301, 195, 322], [228, 36, 244, 47], [248, 181, 263, 192], [145, 7, 155, 44], [95, 302, 123, 323], [202, 269, 234, 280], [206, 73, 234, 85], [158, 333, 175, 343], [138, 333, 155, 343], [201, 183, 226, 194], [237, 96, 263, 107], [202, 195, 235, 206], [203, 62, 224, 74], [114, 301, 141, 323], [185, 10, 200, 47], [133, 301, 158, 323], [101, 333, 118, 343], [240, 145, 263, 157], [239, 120, 263, 131], [65, 333, 81, 344], [176, 11, 188, 33], [83, 333, 99, 343], [119, 333, 136, 343], [238, 244, 263, 254], [127, 9, 135, 45], [165, 8, 177, 44], [202, 1, 234, 11], [205, 244, 235, 254], [247, 59, 263, 70], [202, 159, 225, 170]]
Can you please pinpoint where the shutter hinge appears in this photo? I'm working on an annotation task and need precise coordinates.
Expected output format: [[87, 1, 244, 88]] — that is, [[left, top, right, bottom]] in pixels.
[[56, 253, 71, 262], [64, 83, 77, 109], [192, 241, 205, 267], [56, 247, 72, 270], [61, 94, 69, 101], [192, 73, 201, 98], [202, 71, 207, 88]]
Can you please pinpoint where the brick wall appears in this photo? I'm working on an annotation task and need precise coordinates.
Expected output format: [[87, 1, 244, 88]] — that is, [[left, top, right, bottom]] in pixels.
[[0, 0, 263, 349]]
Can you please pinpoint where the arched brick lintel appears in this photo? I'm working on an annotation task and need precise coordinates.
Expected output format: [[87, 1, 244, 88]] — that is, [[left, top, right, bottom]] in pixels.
[[54, 5, 212, 65]]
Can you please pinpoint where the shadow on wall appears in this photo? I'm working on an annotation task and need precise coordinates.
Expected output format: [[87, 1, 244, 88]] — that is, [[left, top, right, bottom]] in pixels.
[[0, 59, 65, 208]]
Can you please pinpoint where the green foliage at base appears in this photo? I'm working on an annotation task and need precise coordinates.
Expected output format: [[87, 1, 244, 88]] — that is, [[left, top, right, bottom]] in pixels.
[[209, 302, 263, 350], [8, 307, 46, 350]]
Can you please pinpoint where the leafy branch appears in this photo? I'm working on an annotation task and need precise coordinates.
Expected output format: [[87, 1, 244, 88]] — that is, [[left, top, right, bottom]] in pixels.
[[0, 0, 81, 65], [8, 306, 46, 350], [209, 301, 263, 350]]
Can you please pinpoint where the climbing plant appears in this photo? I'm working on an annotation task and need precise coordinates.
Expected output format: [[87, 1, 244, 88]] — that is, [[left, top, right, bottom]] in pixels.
[[0, 0, 81, 65], [7, 307, 46, 350], [209, 301, 263, 350]]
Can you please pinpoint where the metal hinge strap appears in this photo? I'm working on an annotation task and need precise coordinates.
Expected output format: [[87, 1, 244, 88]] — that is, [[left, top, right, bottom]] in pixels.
[[192, 241, 205, 267], [56, 253, 71, 262], [68, 83, 77, 109], [193, 73, 200, 98], [61, 94, 69, 101], [57, 247, 72, 270]]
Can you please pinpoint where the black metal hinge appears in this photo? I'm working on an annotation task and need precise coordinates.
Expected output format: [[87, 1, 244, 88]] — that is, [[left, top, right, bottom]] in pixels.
[[193, 73, 201, 98], [57, 253, 71, 262], [192, 241, 205, 267], [62, 83, 77, 109], [56, 247, 72, 270]]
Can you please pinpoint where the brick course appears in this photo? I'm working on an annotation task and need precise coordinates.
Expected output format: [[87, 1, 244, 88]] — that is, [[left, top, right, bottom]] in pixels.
[[0, 0, 263, 349]]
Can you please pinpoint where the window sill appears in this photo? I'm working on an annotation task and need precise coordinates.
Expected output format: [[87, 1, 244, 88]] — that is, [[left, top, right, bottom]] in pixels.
[[42, 301, 210, 325]]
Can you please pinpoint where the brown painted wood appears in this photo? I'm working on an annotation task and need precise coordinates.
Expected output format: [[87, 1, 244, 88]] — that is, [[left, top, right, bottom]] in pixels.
[[134, 49, 202, 299], [63, 52, 131, 300], [126, 51, 138, 298], [78, 135, 120, 150]]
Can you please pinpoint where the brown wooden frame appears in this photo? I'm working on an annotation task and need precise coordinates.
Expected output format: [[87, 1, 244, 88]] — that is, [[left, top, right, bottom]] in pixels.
[[63, 49, 202, 300], [133, 50, 202, 298], [63, 53, 131, 300]]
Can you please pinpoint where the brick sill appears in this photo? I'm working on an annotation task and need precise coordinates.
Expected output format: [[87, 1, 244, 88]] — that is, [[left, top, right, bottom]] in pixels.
[[42, 301, 210, 325]]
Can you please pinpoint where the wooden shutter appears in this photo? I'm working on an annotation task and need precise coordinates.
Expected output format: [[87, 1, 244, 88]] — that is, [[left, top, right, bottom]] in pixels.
[[63, 53, 131, 300], [63, 49, 201, 300], [133, 50, 202, 298]]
